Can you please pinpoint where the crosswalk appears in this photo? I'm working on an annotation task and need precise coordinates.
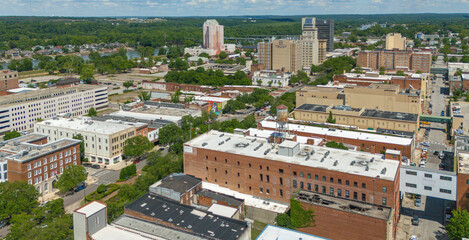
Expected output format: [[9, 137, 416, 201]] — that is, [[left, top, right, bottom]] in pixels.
[[92, 169, 111, 177]]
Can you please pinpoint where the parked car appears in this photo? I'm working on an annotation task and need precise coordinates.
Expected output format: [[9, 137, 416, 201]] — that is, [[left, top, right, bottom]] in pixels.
[[410, 235, 418, 240], [423, 148, 428, 152], [411, 163, 417, 167], [133, 159, 142, 164], [419, 162, 426, 168], [439, 153, 445, 159], [415, 198, 421, 207], [441, 110, 445, 116], [158, 147, 165, 151], [412, 215, 419, 226], [74, 183, 86, 192], [434, 151, 439, 156], [91, 164, 100, 169], [82, 163, 92, 167]]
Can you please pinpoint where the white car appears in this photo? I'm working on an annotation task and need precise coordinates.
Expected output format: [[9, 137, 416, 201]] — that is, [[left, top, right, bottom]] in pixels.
[[410, 235, 418, 240], [423, 148, 428, 152], [419, 163, 426, 168]]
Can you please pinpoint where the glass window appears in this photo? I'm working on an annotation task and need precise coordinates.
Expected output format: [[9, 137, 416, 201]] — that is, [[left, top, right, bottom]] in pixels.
[[424, 186, 432, 191], [406, 183, 417, 188], [300, 172, 304, 177], [345, 190, 349, 198], [293, 180, 297, 188], [314, 184, 318, 192], [330, 187, 334, 195], [338, 189, 342, 196], [382, 197, 387, 205], [440, 176, 452, 181], [346, 180, 349, 186], [382, 187, 387, 193]]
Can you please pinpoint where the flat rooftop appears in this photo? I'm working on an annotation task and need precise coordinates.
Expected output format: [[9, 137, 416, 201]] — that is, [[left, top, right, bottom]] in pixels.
[[126, 193, 249, 240], [36, 117, 146, 135], [135, 105, 201, 117], [296, 104, 328, 113], [256, 225, 328, 240], [299, 86, 341, 93], [186, 131, 400, 181], [151, 173, 201, 194], [259, 120, 413, 145], [458, 152, 469, 174], [0, 134, 80, 163], [92, 115, 172, 130], [207, 204, 238, 219], [294, 190, 392, 221], [110, 110, 182, 124], [75, 201, 106, 218], [196, 189, 244, 208], [0, 85, 104, 107]]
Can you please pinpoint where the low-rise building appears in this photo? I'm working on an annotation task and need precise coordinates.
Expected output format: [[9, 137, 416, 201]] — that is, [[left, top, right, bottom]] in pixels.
[[0, 70, 19, 94], [0, 133, 81, 194], [293, 103, 419, 133], [0, 85, 108, 133], [256, 225, 326, 240], [252, 70, 290, 87], [34, 117, 148, 165]]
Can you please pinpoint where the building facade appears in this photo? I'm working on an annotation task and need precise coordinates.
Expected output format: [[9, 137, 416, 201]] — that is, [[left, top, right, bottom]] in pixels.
[[257, 39, 303, 73], [357, 49, 432, 73], [0, 133, 81, 194], [318, 39, 327, 64], [385, 33, 407, 50], [252, 70, 291, 87], [203, 19, 224, 51], [0, 85, 108, 133], [316, 19, 334, 52], [0, 69, 19, 93], [301, 17, 319, 67], [34, 117, 148, 165]]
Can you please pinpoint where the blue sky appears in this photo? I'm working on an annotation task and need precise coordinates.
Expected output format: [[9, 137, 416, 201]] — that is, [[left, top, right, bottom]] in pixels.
[[0, 0, 468, 16]]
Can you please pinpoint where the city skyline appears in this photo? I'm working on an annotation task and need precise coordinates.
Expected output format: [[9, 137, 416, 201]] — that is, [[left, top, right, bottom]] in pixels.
[[0, 0, 468, 17]]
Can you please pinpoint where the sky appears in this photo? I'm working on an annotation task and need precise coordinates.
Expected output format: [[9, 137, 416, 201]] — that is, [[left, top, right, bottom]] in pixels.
[[0, 0, 468, 17]]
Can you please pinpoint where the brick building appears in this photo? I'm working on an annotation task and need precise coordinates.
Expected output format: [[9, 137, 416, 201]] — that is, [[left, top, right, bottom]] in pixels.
[[184, 130, 401, 237], [0, 69, 19, 92], [357, 49, 432, 73], [257, 120, 414, 159], [149, 173, 202, 205], [0, 133, 81, 194], [141, 80, 258, 93]]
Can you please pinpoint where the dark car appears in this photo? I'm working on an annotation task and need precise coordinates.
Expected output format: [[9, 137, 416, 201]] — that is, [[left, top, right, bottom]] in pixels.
[[441, 110, 445, 116], [412, 215, 419, 226], [158, 147, 165, 151], [91, 164, 100, 169], [434, 151, 439, 156], [82, 163, 92, 167], [74, 183, 86, 192]]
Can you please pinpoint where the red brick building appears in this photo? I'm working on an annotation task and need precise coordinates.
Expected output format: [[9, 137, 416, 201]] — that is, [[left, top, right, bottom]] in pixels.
[[141, 80, 258, 93], [357, 49, 432, 73], [333, 72, 426, 92], [0, 70, 19, 91], [184, 130, 401, 238]]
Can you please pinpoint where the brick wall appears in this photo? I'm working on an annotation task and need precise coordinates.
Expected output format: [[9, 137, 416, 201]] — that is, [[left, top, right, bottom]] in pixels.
[[457, 173, 469, 210]]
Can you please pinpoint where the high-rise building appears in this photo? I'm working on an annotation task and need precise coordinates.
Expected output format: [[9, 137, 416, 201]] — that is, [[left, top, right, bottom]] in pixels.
[[385, 33, 407, 50], [318, 39, 327, 64], [357, 49, 432, 73], [257, 42, 272, 70], [203, 19, 224, 51], [316, 19, 334, 52], [301, 17, 319, 67], [257, 39, 303, 73]]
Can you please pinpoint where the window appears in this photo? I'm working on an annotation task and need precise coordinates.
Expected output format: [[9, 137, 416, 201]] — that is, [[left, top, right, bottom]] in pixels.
[[345, 190, 349, 198], [424, 186, 432, 191], [44, 166, 47, 172], [315, 184, 318, 192], [440, 176, 452, 181], [338, 189, 342, 196], [300, 172, 304, 177], [338, 179, 342, 184], [424, 173, 432, 178], [322, 186, 326, 194], [249, 175, 251, 179], [237, 172, 240, 177], [353, 192, 358, 200], [362, 194, 366, 201], [293, 180, 297, 188], [467, 179, 469, 185], [330, 187, 334, 195], [237, 161, 240, 166], [259, 165, 262, 170], [27, 164, 31, 170], [346, 180, 349, 186], [293, 171, 297, 176], [224, 159, 227, 163], [362, 183, 366, 189], [280, 189, 283, 197], [307, 173, 311, 179], [279, 177, 283, 185], [382, 197, 387, 205], [266, 188, 270, 194], [353, 182, 357, 187], [315, 174, 318, 180], [300, 182, 304, 189], [279, 169, 284, 174], [249, 163, 251, 168], [322, 176, 326, 181], [266, 175, 270, 183], [330, 177, 334, 183], [406, 170, 417, 176], [440, 188, 452, 194], [260, 174, 263, 181], [260, 187, 263, 193], [28, 172, 31, 178], [382, 187, 387, 193], [406, 183, 417, 188], [307, 183, 311, 190], [43, 158, 47, 164]]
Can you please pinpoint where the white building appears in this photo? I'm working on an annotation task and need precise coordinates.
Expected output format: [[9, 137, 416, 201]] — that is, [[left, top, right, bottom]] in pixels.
[[34, 117, 148, 165], [257, 225, 327, 240], [301, 17, 320, 67], [0, 85, 108, 133], [184, 47, 217, 57], [252, 70, 291, 87], [203, 19, 224, 51]]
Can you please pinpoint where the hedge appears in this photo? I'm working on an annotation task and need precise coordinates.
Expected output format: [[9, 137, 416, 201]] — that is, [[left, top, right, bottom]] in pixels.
[[85, 183, 120, 202]]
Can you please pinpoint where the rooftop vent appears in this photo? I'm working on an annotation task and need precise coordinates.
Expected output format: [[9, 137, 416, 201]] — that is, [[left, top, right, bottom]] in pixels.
[[305, 155, 310, 161], [254, 143, 263, 151], [264, 149, 271, 155], [225, 137, 231, 142], [235, 143, 249, 148], [202, 142, 208, 147], [251, 138, 256, 143], [350, 161, 356, 166], [333, 160, 338, 166], [365, 166, 369, 171], [218, 141, 225, 146], [310, 150, 315, 155], [324, 151, 330, 157], [320, 157, 325, 162], [370, 157, 374, 162], [299, 151, 308, 156], [219, 133, 224, 138], [381, 167, 387, 174]]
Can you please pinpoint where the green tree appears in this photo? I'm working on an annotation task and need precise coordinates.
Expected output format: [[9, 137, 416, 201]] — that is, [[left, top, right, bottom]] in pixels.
[[446, 208, 469, 240], [326, 111, 336, 124], [461, 55, 469, 63], [72, 134, 85, 160], [138, 91, 151, 101], [123, 136, 153, 160], [80, 65, 95, 83], [199, 52, 210, 58], [347, 34, 358, 43], [0, 181, 39, 220], [290, 71, 310, 85], [290, 198, 315, 228], [55, 165, 87, 193], [275, 213, 294, 229], [379, 66, 386, 75], [123, 80, 134, 90], [449, 56, 459, 62], [3, 131, 21, 140], [218, 51, 227, 59], [223, 100, 246, 114], [396, 70, 406, 76], [353, 65, 363, 73], [87, 107, 97, 117], [119, 164, 137, 180]]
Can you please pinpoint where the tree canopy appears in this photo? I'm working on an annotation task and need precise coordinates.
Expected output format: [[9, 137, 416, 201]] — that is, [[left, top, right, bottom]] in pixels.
[[123, 136, 154, 159], [3, 130, 21, 140], [55, 165, 87, 193], [446, 208, 469, 240], [0, 181, 39, 220]]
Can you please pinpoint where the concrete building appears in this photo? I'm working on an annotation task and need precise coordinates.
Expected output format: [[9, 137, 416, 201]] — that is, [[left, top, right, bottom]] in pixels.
[[184, 47, 217, 57], [293, 103, 419, 133], [297, 84, 422, 114], [184, 130, 401, 237], [0, 70, 19, 94], [252, 70, 291, 87], [385, 33, 407, 50], [0, 133, 81, 194], [301, 17, 319, 67], [357, 49, 432, 73], [316, 19, 334, 52], [34, 117, 148, 165], [257, 42, 273, 70], [318, 39, 327, 64], [0, 85, 108, 133], [257, 39, 303, 73], [203, 19, 224, 51]]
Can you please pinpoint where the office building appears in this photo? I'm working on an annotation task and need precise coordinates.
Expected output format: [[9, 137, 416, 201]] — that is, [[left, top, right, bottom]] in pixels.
[[318, 39, 327, 64], [301, 17, 319, 67], [357, 49, 432, 73], [385, 33, 407, 50], [257, 42, 273, 70], [34, 117, 148, 165], [203, 19, 224, 51], [0, 85, 108, 133], [316, 19, 334, 52], [184, 130, 401, 237], [0, 69, 19, 95], [252, 70, 291, 87], [0, 133, 81, 194], [297, 84, 422, 114], [257, 39, 303, 73]]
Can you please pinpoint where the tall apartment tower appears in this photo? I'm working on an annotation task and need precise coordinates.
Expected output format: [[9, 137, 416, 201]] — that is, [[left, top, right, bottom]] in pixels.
[[318, 39, 327, 64], [301, 17, 319, 67], [258, 42, 273, 70], [316, 19, 334, 52], [203, 19, 224, 51], [257, 39, 303, 73], [385, 33, 407, 50]]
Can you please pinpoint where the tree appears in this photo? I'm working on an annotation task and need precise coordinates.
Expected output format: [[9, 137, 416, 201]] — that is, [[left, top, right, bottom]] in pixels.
[[347, 34, 358, 43], [80, 65, 95, 82], [290, 198, 315, 228], [353, 65, 363, 74], [138, 91, 151, 101], [275, 213, 294, 229], [97, 184, 106, 194], [256, 80, 262, 86], [449, 56, 459, 62], [223, 100, 246, 114], [326, 111, 336, 124], [416, 70, 422, 74], [199, 52, 210, 58], [461, 55, 469, 63], [218, 51, 227, 59], [396, 70, 406, 76], [72, 134, 85, 160], [290, 71, 310, 85], [123, 136, 153, 160], [3, 131, 21, 140], [0, 181, 39, 220], [379, 66, 386, 75], [55, 165, 87, 193], [446, 208, 469, 240], [123, 80, 134, 90], [87, 107, 97, 117], [119, 164, 137, 180]]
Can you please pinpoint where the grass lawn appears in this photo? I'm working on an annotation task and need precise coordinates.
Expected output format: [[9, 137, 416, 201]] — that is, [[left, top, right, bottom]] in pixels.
[[18, 69, 47, 77], [251, 221, 268, 239]]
